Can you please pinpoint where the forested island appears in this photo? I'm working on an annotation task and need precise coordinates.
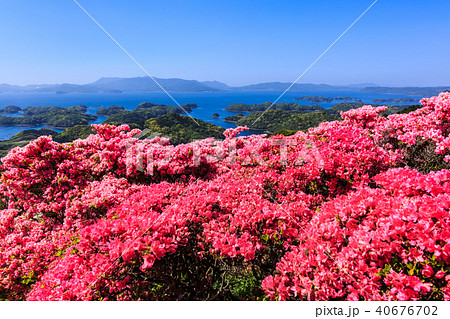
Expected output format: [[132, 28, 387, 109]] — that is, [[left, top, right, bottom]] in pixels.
[[293, 96, 362, 103], [103, 103, 197, 124], [0, 105, 22, 114], [96, 105, 125, 116], [372, 97, 421, 103], [0, 108, 96, 127]]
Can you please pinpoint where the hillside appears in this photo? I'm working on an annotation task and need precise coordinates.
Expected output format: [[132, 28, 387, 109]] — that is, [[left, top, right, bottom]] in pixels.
[[143, 113, 225, 145], [229, 110, 340, 132]]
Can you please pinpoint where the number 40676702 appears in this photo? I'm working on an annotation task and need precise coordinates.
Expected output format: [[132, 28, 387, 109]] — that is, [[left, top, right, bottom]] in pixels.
[[375, 306, 437, 316]]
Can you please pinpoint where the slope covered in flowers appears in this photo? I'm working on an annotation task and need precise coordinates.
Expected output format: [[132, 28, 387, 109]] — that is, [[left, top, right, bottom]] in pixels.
[[1, 92, 450, 300]]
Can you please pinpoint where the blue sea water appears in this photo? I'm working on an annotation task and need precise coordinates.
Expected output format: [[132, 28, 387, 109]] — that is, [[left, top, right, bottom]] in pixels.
[[0, 90, 421, 140]]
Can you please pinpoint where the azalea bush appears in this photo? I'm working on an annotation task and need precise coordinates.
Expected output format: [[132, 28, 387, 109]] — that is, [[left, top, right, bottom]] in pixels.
[[1, 92, 450, 300]]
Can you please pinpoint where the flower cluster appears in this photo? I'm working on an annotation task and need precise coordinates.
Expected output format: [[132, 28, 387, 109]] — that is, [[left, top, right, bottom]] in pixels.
[[1, 92, 450, 300]]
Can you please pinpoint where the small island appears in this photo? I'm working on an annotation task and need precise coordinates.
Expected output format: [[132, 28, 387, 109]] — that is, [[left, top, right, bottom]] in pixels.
[[22, 105, 88, 116], [0, 105, 22, 114], [96, 105, 125, 116], [212, 113, 220, 118], [372, 97, 421, 103], [104, 102, 196, 124], [293, 96, 362, 103], [0, 105, 96, 127]]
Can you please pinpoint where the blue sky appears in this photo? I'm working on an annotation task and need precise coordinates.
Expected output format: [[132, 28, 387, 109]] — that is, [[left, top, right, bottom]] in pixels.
[[0, 0, 449, 86]]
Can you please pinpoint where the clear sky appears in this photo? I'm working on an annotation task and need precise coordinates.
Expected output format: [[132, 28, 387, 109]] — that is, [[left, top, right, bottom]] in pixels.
[[0, 0, 449, 87]]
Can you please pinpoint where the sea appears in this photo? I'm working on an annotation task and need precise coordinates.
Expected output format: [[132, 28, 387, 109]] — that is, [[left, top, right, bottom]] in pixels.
[[0, 90, 423, 140]]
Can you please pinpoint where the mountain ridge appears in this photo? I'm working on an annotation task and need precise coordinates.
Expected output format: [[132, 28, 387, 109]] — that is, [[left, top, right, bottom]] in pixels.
[[1, 77, 448, 95]]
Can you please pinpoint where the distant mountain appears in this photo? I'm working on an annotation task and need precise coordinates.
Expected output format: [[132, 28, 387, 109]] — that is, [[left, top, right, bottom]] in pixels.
[[201, 80, 231, 91], [231, 82, 353, 91], [0, 83, 61, 92], [0, 77, 221, 94], [89, 77, 218, 92], [346, 82, 379, 88], [0, 84, 22, 92], [0, 77, 448, 95], [0, 79, 361, 93]]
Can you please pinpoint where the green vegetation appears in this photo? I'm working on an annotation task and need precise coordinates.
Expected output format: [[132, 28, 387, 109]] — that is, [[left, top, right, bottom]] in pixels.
[[224, 113, 244, 122], [0, 98, 422, 156], [395, 104, 423, 114], [225, 101, 420, 135], [0, 99, 426, 158], [104, 103, 196, 124], [22, 105, 87, 116], [225, 102, 423, 134], [225, 102, 324, 112], [143, 113, 225, 144], [293, 96, 361, 103], [233, 110, 340, 132], [0, 113, 226, 156], [181, 103, 199, 110], [96, 105, 125, 116], [0, 110, 97, 127], [0, 105, 21, 114], [135, 102, 166, 110], [0, 125, 97, 156], [0, 129, 59, 157], [270, 129, 298, 136], [324, 102, 368, 113], [6, 128, 58, 141], [53, 125, 94, 143], [325, 102, 410, 115], [67, 105, 88, 113], [0, 105, 94, 127], [0, 102, 219, 156], [104, 107, 182, 124]]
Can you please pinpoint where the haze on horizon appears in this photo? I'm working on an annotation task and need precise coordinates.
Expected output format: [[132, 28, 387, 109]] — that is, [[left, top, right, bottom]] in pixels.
[[0, 0, 449, 87]]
